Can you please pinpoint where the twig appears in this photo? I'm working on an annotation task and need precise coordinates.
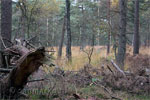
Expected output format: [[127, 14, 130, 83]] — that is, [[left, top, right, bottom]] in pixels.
[[25, 40, 36, 48], [82, 47, 94, 64], [45, 50, 56, 52], [0, 36, 7, 49], [27, 78, 48, 83], [106, 65, 115, 75]]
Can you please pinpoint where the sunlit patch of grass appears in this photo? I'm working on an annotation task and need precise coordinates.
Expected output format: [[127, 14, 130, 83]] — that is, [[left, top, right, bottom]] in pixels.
[[46, 45, 150, 72], [52, 46, 110, 71], [47, 46, 119, 71], [126, 45, 150, 56]]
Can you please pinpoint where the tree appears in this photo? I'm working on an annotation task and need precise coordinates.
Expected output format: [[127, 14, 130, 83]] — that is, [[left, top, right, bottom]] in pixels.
[[133, 0, 140, 54], [66, 0, 72, 61], [58, 15, 66, 58], [0, 0, 12, 67], [80, 0, 86, 50], [107, 0, 111, 54], [1, 0, 12, 48], [116, 0, 127, 70]]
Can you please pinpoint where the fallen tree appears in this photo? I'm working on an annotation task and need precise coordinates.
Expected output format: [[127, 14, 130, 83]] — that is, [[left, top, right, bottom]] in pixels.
[[0, 39, 54, 99]]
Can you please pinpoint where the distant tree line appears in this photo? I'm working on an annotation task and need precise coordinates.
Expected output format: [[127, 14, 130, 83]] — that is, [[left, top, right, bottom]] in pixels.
[[0, 0, 150, 66]]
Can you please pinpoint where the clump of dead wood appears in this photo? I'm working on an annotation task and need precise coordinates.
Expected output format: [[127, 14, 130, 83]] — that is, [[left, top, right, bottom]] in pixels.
[[0, 39, 54, 99], [102, 55, 150, 94], [126, 54, 150, 75]]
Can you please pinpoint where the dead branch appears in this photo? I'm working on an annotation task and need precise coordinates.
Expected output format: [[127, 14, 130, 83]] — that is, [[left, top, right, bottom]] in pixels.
[[28, 78, 48, 83], [82, 47, 94, 64], [106, 65, 115, 75], [0, 68, 11, 73], [111, 60, 126, 77], [93, 82, 122, 100], [0, 47, 49, 99]]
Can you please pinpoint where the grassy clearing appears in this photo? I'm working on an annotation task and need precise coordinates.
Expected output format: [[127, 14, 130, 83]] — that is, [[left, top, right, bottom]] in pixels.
[[47, 46, 150, 71], [48, 46, 113, 71]]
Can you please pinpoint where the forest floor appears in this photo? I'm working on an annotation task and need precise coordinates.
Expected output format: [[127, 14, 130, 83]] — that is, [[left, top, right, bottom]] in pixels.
[[24, 46, 150, 100]]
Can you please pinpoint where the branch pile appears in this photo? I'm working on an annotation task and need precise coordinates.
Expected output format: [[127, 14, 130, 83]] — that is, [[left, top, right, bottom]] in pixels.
[[102, 56, 150, 94], [0, 39, 54, 99]]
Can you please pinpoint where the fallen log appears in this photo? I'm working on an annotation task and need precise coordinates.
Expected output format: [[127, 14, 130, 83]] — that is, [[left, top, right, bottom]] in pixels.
[[0, 47, 49, 99]]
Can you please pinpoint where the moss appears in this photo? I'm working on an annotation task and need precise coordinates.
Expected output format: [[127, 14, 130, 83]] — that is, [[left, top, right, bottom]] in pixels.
[[134, 95, 150, 100]]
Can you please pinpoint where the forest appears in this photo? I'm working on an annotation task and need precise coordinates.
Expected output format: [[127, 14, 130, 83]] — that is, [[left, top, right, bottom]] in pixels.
[[0, 0, 150, 100]]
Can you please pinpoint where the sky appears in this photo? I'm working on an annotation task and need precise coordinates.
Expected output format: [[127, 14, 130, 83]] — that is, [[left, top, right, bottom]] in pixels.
[[12, 0, 18, 2]]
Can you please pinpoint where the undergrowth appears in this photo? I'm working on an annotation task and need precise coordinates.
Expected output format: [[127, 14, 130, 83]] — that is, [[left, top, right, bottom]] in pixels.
[[29, 46, 150, 100]]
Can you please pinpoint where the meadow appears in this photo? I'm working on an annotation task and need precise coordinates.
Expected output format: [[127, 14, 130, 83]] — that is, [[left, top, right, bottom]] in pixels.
[[51, 46, 150, 71]]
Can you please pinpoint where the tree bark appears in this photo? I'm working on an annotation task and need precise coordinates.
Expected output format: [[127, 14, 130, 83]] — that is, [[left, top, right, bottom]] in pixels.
[[1, 0, 12, 67], [80, 1, 85, 50], [0, 47, 45, 99], [133, 0, 140, 54], [66, 0, 72, 61], [116, 0, 127, 70], [58, 16, 66, 58], [1, 0, 12, 48], [107, 0, 111, 54]]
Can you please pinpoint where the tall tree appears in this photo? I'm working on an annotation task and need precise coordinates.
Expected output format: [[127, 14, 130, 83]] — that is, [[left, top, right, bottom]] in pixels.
[[1, 0, 12, 48], [116, 0, 127, 70], [133, 0, 140, 54], [66, 0, 72, 61], [80, 0, 85, 50], [0, 0, 12, 67], [107, 0, 111, 54], [58, 15, 66, 58]]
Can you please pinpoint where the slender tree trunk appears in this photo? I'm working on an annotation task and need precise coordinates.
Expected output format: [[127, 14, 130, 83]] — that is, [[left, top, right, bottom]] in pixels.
[[1, 0, 12, 67], [66, 0, 72, 61], [91, 34, 95, 47], [80, 1, 85, 50], [18, 16, 26, 39], [46, 18, 49, 46], [133, 0, 140, 54], [148, 21, 150, 47], [107, 0, 111, 54], [58, 16, 66, 58], [116, 0, 127, 70], [18, 0, 27, 39]]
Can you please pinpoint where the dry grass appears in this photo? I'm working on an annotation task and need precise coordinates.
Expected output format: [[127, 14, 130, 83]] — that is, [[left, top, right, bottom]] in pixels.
[[126, 45, 150, 55], [46, 46, 150, 71], [49, 46, 113, 71]]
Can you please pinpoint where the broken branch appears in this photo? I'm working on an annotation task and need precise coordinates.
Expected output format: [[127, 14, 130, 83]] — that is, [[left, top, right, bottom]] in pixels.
[[111, 60, 126, 77]]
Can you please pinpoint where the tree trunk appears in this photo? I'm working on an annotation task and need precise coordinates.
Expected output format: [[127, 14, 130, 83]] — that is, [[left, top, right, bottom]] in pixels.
[[58, 16, 66, 58], [1, 0, 12, 48], [91, 34, 95, 47], [116, 0, 127, 70], [66, 0, 72, 61], [133, 0, 140, 54], [46, 18, 49, 46], [1, 0, 12, 67], [148, 21, 150, 47], [80, 1, 85, 50], [107, 0, 111, 54]]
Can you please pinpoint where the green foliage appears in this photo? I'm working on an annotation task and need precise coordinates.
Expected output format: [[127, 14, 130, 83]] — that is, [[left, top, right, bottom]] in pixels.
[[11, 0, 150, 46]]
